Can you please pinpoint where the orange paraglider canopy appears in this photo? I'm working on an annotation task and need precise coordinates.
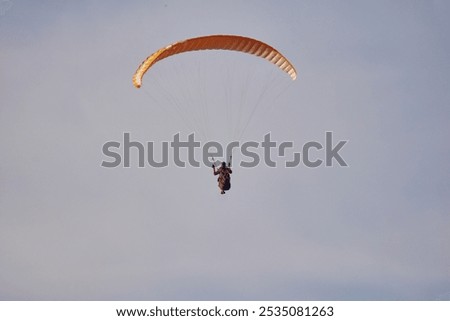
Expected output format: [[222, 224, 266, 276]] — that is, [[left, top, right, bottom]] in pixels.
[[132, 35, 297, 88]]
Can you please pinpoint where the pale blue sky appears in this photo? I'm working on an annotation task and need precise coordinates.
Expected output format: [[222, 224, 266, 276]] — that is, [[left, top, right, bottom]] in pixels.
[[1, 0, 449, 300]]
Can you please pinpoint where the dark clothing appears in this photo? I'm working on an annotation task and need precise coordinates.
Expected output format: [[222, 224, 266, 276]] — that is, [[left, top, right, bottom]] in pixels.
[[214, 166, 232, 192]]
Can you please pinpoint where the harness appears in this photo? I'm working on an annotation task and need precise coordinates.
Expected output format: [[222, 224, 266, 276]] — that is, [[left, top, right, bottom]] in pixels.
[[218, 168, 230, 183]]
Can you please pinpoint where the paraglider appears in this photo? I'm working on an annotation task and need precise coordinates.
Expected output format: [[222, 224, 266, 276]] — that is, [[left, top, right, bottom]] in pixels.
[[212, 157, 233, 195], [132, 34, 297, 88], [132, 35, 297, 195]]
